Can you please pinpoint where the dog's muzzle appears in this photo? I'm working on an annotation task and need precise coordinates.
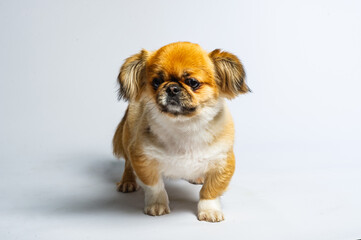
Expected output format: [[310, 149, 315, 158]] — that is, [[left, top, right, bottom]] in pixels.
[[166, 83, 181, 106]]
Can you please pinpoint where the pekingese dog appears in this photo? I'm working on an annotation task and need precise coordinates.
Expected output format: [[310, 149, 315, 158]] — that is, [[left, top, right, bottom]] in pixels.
[[113, 42, 249, 222]]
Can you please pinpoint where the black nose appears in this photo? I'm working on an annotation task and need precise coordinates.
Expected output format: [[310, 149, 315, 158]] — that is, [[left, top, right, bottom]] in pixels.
[[166, 84, 181, 96]]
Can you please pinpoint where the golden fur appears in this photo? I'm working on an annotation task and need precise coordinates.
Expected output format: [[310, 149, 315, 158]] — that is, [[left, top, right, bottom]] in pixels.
[[113, 42, 248, 222]]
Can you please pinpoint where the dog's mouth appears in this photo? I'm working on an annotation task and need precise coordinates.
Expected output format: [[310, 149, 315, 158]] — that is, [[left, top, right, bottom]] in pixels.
[[159, 102, 196, 116], [157, 96, 196, 116]]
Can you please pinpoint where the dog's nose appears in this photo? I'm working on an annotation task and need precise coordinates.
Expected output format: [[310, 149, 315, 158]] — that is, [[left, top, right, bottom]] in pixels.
[[166, 84, 180, 96]]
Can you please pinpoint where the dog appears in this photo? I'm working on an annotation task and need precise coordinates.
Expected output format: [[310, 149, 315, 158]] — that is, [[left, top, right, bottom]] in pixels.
[[113, 42, 249, 222]]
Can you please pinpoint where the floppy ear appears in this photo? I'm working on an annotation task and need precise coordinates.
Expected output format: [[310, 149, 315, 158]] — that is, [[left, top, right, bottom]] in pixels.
[[209, 49, 250, 99], [117, 49, 150, 101]]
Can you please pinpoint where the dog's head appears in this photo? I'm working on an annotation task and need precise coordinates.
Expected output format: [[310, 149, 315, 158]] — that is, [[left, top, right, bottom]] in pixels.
[[117, 42, 249, 117]]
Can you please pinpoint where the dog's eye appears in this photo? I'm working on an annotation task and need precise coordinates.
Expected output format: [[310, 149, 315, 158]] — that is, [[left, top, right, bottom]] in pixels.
[[152, 78, 163, 89], [185, 78, 200, 90]]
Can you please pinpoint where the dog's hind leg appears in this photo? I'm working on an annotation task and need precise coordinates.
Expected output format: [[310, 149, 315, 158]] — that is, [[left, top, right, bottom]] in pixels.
[[116, 158, 139, 193], [113, 108, 138, 193]]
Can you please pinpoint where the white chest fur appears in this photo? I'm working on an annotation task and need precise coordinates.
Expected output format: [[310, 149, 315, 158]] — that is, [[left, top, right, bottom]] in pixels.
[[142, 99, 230, 180]]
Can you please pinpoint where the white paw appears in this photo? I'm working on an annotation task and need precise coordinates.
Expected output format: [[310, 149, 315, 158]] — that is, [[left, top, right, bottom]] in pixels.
[[198, 209, 224, 222], [140, 179, 170, 216], [197, 198, 224, 222], [144, 203, 170, 216]]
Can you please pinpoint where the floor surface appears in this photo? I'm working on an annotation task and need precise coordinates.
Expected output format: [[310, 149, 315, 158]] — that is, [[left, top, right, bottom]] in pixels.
[[1, 148, 360, 240]]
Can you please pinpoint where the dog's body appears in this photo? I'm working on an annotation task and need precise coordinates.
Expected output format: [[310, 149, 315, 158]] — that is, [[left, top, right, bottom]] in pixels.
[[113, 42, 248, 222]]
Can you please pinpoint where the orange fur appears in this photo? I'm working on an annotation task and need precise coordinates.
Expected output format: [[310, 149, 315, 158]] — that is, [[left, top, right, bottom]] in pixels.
[[117, 50, 150, 101], [113, 107, 128, 158], [209, 49, 249, 98], [146, 42, 219, 112], [200, 150, 236, 200], [129, 145, 160, 186]]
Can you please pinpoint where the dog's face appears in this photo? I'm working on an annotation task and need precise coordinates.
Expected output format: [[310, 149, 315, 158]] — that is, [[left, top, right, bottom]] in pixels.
[[117, 42, 249, 117], [146, 43, 219, 117]]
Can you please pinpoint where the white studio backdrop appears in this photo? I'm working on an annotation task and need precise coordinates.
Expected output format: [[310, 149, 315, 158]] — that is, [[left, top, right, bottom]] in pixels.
[[1, 1, 360, 239]]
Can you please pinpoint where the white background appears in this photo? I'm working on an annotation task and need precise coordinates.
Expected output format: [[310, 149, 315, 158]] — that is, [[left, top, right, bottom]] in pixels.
[[1, 0, 360, 239]]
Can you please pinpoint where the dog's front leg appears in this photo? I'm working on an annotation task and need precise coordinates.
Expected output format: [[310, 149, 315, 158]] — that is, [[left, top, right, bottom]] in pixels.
[[130, 151, 170, 216], [198, 151, 235, 222], [140, 178, 170, 216]]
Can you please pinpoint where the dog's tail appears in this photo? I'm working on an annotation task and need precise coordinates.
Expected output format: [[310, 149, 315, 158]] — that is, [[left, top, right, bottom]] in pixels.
[[112, 107, 128, 159]]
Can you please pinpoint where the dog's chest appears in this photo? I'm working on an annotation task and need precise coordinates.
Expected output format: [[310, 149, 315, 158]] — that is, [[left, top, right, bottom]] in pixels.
[[143, 126, 227, 180]]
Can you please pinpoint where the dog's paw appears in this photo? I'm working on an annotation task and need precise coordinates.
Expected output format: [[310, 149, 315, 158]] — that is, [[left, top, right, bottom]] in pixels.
[[188, 177, 204, 185], [116, 181, 139, 193], [197, 210, 224, 222], [144, 203, 170, 216], [197, 198, 224, 222]]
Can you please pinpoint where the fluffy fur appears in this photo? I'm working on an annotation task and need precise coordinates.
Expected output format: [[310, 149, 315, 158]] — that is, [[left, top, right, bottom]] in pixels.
[[113, 42, 249, 222]]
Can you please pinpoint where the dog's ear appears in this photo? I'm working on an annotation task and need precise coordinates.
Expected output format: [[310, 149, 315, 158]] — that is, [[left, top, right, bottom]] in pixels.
[[117, 49, 151, 101], [209, 49, 250, 99]]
